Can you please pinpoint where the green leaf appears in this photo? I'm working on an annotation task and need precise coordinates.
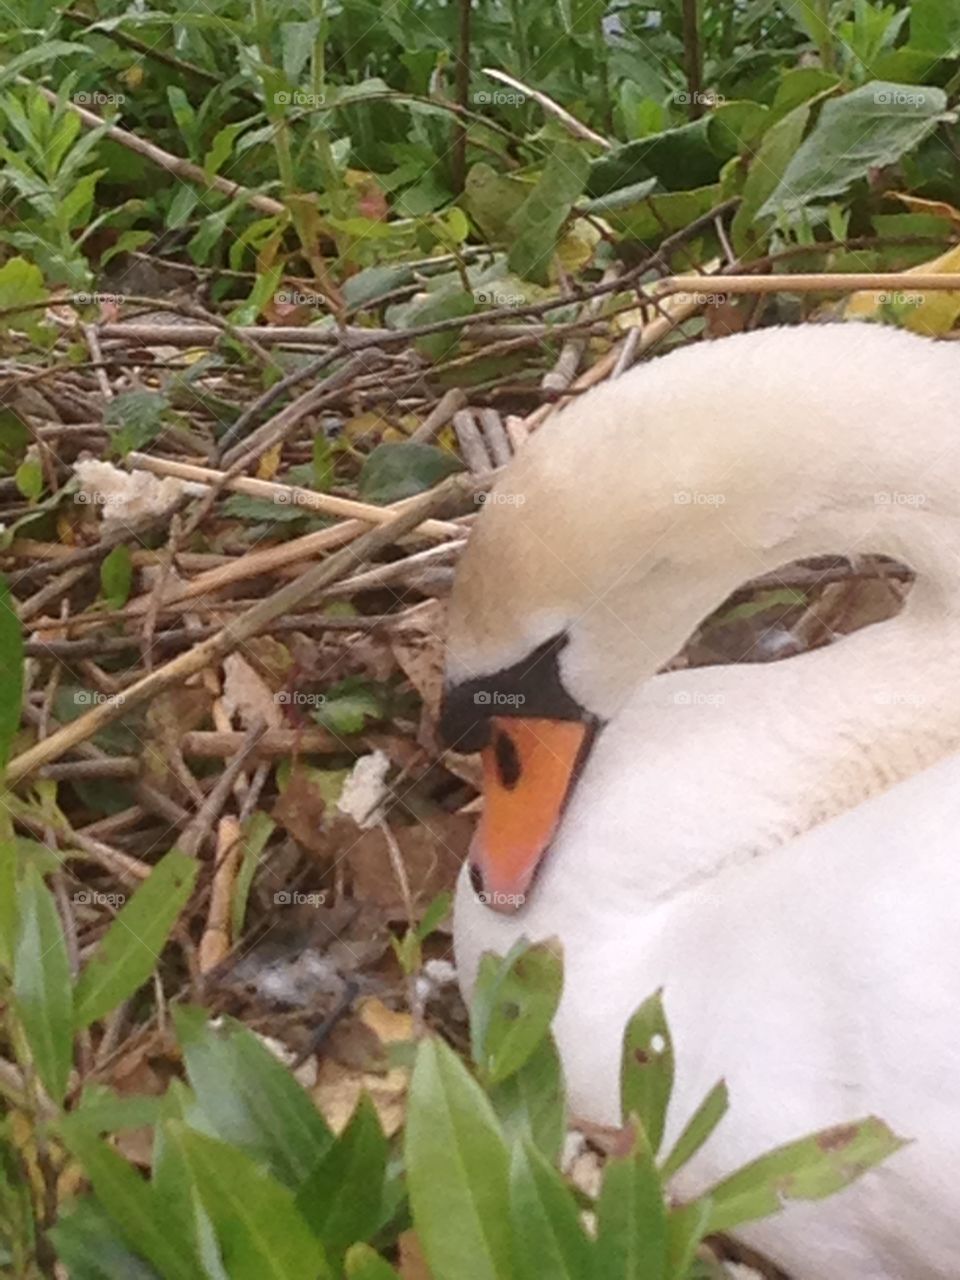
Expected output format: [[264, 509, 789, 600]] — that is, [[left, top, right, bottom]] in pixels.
[[0, 839, 16, 969], [296, 1093, 387, 1259], [411, 290, 476, 361], [508, 1140, 593, 1280], [60, 1120, 196, 1280], [14, 457, 43, 502], [72, 1085, 164, 1135], [0, 575, 24, 774], [99, 545, 133, 609], [406, 1036, 512, 1280], [174, 1006, 333, 1187], [602, 184, 721, 243], [910, 0, 960, 54], [731, 102, 812, 257], [470, 940, 563, 1086], [231, 811, 275, 939], [312, 432, 334, 491], [760, 81, 950, 219], [595, 1119, 667, 1280], [415, 889, 452, 942], [464, 163, 532, 241], [281, 19, 321, 82], [204, 123, 246, 178], [0, 43, 90, 92], [163, 1122, 330, 1280], [48, 1198, 164, 1280], [0, 257, 45, 334], [344, 1245, 400, 1279], [0, 408, 30, 473], [666, 1199, 713, 1280], [13, 865, 73, 1104], [507, 140, 591, 284], [358, 442, 464, 505], [588, 119, 720, 196], [104, 390, 171, 457], [704, 1116, 907, 1234], [620, 989, 674, 1156], [488, 1035, 566, 1162], [660, 1080, 729, 1181], [581, 178, 658, 215], [312, 677, 385, 735], [73, 850, 198, 1027]]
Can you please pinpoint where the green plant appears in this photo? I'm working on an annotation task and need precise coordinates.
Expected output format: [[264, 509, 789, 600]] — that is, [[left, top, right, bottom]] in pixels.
[[0, 804, 903, 1280]]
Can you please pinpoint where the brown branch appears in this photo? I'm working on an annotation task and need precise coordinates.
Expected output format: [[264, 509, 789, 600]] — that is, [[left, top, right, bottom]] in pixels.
[[5, 474, 477, 785]]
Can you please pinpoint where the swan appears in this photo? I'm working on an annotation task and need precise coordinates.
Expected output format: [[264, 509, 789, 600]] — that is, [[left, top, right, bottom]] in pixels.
[[440, 323, 960, 1280]]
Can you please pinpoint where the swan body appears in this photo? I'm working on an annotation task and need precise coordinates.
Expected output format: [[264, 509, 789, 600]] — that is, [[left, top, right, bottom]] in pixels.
[[442, 324, 960, 1279]]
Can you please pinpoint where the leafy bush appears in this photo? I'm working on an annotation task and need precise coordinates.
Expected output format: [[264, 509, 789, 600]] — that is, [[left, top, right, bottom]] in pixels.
[[0, 821, 902, 1280]]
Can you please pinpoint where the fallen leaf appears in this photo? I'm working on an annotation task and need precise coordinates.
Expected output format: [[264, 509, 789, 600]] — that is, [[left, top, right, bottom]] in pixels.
[[844, 240, 960, 335], [887, 190, 960, 226], [272, 766, 349, 858], [390, 600, 446, 720], [222, 652, 282, 729], [312, 999, 413, 1134], [345, 813, 472, 920]]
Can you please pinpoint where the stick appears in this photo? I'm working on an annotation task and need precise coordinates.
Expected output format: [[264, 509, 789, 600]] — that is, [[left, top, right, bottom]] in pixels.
[[29, 82, 286, 217], [125, 453, 464, 537], [654, 272, 960, 296], [481, 68, 610, 149], [4, 475, 477, 784]]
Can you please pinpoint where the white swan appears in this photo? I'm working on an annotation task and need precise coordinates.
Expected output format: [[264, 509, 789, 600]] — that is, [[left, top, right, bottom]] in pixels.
[[441, 323, 960, 1280]]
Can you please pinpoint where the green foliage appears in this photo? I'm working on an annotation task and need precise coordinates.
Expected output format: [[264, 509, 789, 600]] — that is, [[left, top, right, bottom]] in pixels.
[[358, 443, 465, 505], [72, 850, 198, 1028], [99, 544, 134, 609], [0, 886, 905, 1280], [0, 575, 24, 774]]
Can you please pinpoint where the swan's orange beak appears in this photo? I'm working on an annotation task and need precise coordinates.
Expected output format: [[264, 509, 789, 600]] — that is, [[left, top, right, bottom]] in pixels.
[[468, 716, 591, 914]]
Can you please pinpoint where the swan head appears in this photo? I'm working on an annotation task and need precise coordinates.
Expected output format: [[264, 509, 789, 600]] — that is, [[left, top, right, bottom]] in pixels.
[[440, 323, 960, 912]]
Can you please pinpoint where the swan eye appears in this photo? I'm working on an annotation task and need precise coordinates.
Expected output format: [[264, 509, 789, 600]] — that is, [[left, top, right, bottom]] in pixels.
[[494, 729, 521, 789]]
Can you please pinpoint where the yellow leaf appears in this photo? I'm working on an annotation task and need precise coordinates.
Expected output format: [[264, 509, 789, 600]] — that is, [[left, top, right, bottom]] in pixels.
[[257, 442, 283, 480], [845, 242, 960, 336], [553, 217, 601, 277], [119, 64, 145, 90], [344, 410, 389, 443], [886, 191, 960, 226]]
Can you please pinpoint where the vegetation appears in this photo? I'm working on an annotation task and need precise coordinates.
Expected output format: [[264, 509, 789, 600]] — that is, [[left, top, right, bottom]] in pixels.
[[0, 0, 953, 1275]]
